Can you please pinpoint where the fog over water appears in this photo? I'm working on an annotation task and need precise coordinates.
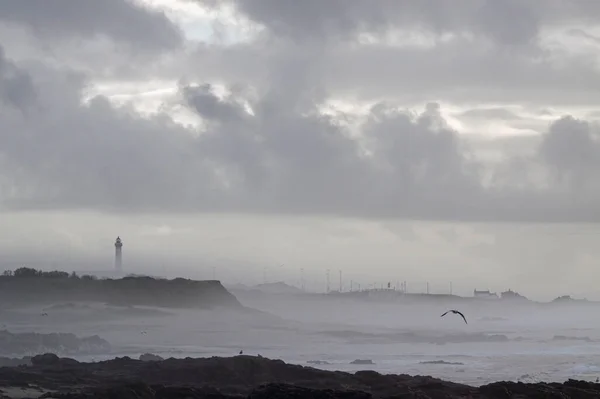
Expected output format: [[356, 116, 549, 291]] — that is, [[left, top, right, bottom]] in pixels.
[[3, 285, 600, 386]]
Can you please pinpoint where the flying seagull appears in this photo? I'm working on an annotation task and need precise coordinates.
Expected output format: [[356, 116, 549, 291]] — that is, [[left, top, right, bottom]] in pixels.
[[441, 309, 468, 324]]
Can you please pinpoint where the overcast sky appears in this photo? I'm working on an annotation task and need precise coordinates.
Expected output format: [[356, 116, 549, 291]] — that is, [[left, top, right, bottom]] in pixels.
[[1, 0, 600, 300]]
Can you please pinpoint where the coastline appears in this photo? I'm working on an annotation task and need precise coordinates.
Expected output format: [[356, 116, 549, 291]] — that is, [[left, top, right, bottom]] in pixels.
[[0, 354, 598, 398]]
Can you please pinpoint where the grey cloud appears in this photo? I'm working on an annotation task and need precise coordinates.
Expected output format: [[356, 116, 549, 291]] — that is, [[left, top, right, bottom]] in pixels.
[[182, 83, 248, 122], [179, 77, 372, 215], [456, 107, 549, 135], [5, 43, 600, 223], [380, 222, 418, 241], [543, 1, 600, 25], [0, 46, 483, 220], [179, 37, 600, 108], [0, 0, 183, 53], [474, 0, 539, 46], [0, 54, 215, 212], [0, 47, 36, 111], [457, 107, 524, 121], [567, 28, 600, 45], [5, 0, 600, 229], [179, 1, 600, 109], [467, 135, 541, 166], [480, 116, 600, 223], [198, 0, 600, 48], [197, 0, 539, 46], [197, 0, 600, 52], [360, 102, 483, 218], [322, 42, 600, 107], [585, 110, 600, 119], [224, 0, 389, 42], [538, 116, 600, 192]]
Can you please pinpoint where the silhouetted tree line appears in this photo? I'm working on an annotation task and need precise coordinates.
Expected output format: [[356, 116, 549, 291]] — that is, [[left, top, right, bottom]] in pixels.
[[1, 267, 97, 280]]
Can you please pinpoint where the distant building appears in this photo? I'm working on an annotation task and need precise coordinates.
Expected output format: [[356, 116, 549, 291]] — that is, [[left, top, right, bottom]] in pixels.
[[474, 289, 498, 299], [500, 289, 527, 300], [552, 295, 573, 303]]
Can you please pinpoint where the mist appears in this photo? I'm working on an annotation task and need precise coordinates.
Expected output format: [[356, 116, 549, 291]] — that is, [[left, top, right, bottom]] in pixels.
[[1, 211, 599, 301], [3, 278, 600, 386]]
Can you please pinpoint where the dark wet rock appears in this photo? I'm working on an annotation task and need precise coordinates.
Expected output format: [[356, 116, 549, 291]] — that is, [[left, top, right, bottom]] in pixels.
[[249, 383, 371, 399], [39, 383, 158, 399], [0, 357, 30, 367], [0, 330, 110, 356], [0, 355, 599, 398], [140, 353, 164, 362], [31, 353, 60, 366], [154, 385, 235, 399], [350, 359, 374, 365], [480, 379, 600, 398], [36, 383, 371, 399], [0, 355, 471, 397], [31, 353, 79, 367]]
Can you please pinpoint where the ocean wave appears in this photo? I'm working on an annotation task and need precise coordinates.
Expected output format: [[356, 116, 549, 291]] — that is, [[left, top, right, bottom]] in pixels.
[[318, 330, 509, 345], [420, 360, 464, 365], [478, 317, 509, 322], [551, 335, 595, 342]]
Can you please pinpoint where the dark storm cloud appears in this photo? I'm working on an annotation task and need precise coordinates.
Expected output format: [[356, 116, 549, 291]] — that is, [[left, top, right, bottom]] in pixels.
[[0, 0, 183, 53], [182, 83, 248, 122], [0, 46, 482, 219], [3, 1, 600, 223], [2, 44, 600, 222], [0, 51, 214, 212]]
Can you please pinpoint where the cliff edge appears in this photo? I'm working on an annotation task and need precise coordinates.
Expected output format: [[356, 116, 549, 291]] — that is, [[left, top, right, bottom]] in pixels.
[[0, 268, 241, 309]]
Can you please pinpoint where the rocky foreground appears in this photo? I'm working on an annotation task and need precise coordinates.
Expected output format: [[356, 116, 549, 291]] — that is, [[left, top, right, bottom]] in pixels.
[[0, 354, 599, 398]]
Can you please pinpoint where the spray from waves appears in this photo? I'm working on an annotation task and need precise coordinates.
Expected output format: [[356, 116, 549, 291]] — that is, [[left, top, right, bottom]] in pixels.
[[317, 329, 510, 345]]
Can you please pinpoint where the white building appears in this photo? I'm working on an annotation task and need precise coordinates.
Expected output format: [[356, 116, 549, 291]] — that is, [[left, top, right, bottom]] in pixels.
[[474, 289, 498, 299]]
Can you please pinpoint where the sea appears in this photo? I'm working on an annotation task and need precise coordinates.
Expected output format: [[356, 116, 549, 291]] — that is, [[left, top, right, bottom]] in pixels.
[[3, 291, 600, 387]]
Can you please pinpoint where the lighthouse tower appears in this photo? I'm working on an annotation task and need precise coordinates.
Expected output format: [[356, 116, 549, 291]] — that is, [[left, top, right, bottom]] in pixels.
[[114, 236, 123, 274]]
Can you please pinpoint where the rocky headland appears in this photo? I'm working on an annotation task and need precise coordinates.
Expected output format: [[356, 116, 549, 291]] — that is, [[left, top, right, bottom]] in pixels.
[[0, 268, 241, 309], [0, 354, 598, 398]]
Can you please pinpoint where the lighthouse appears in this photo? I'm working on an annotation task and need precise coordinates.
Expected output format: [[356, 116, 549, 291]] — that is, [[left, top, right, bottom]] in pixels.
[[114, 236, 123, 274]]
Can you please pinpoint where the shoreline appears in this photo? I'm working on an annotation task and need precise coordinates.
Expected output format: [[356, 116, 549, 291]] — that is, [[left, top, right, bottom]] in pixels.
[[0, 353, 599, 398]]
